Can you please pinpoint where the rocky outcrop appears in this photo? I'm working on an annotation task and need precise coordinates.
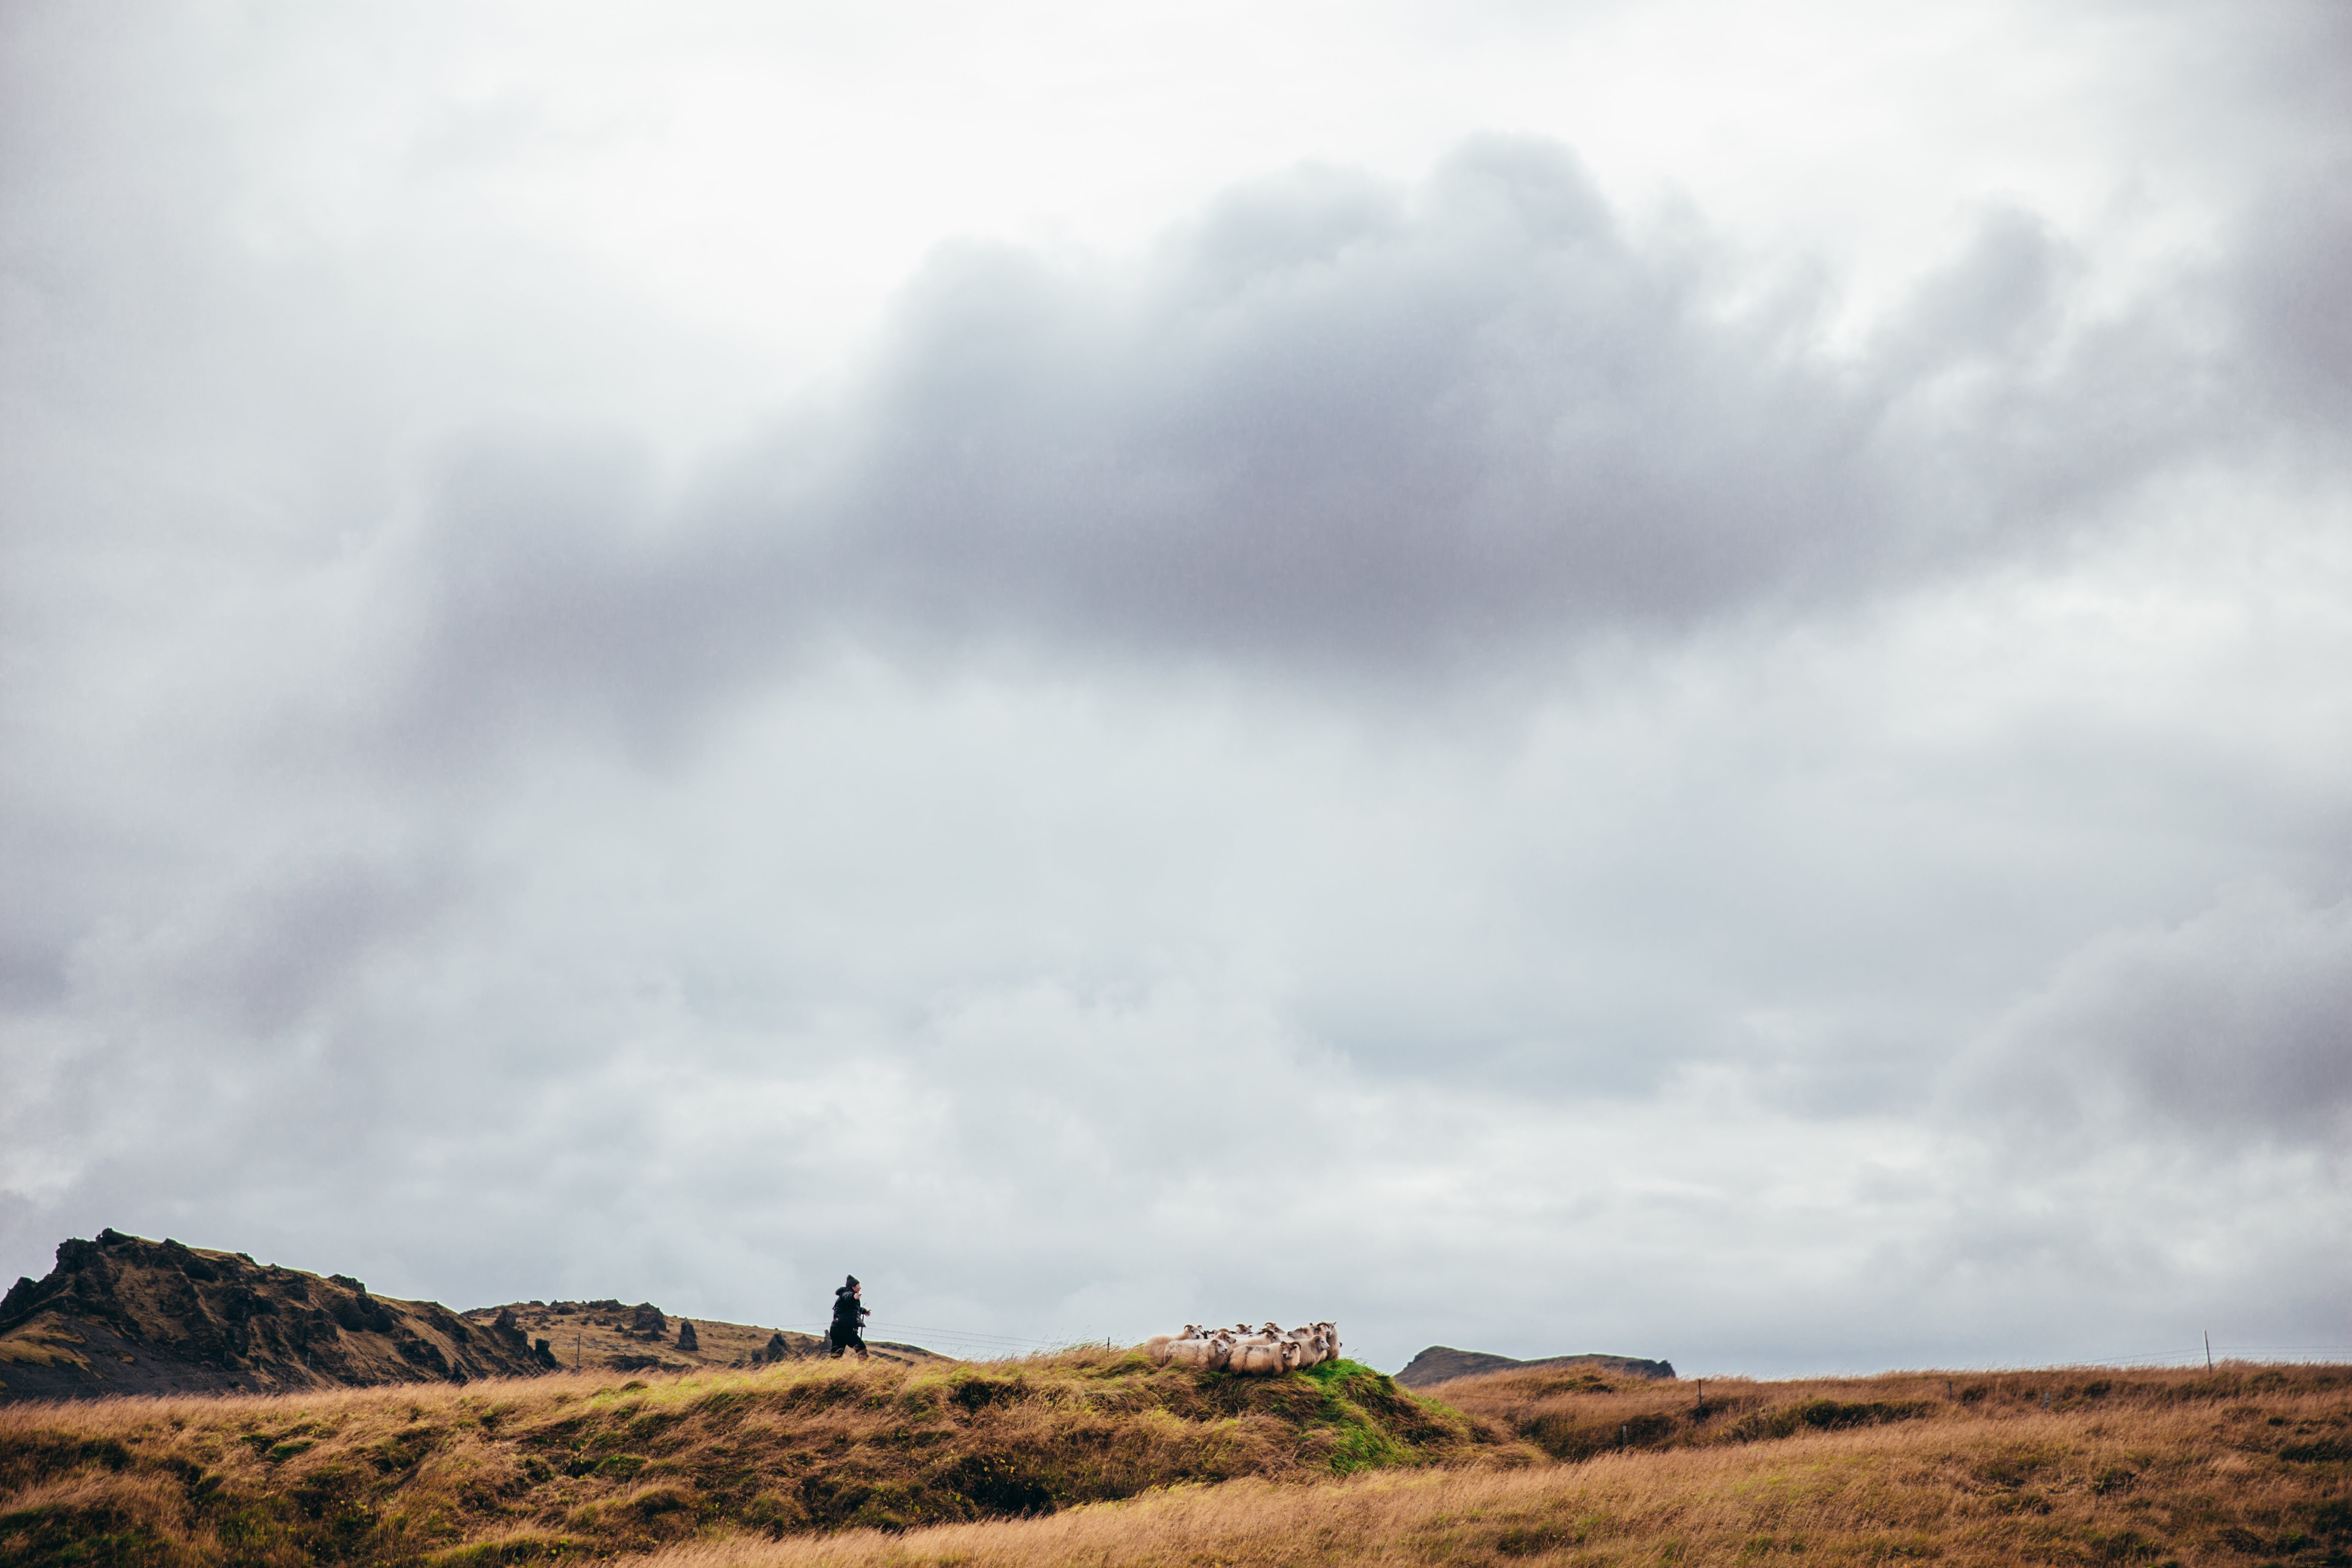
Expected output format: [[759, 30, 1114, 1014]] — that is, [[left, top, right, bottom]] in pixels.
[[1, 1234, 922, 1403], [1393, 1346, 1676, 1389], [0, 1231, 556, 1403]]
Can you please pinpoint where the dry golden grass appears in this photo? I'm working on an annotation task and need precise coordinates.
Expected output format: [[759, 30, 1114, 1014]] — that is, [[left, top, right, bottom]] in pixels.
[[0, 1349, 1509, 1565], [4, 1355, 2345, 1566], [624, 1363, 2352, 1568]]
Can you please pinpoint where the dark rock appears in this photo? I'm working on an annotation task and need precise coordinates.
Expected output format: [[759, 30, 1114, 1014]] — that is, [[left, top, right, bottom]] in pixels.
[[328, 1274, 367, 1293], [0, 1275, 47, 1328], [676, 1320, 699, 1353], [395, 1333, 450, 1375], [160, 1239, 219, 1281], [330, 1294, 395, 1334], [631, 1302, 667, 1338]]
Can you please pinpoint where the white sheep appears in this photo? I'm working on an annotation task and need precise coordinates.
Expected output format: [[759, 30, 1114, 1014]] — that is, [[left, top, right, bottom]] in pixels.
[[1145, 1319, 1338, 1376], [1226, 1326, 1303, 1376], [1143, 1324, 1206, 1366], [1165, 1327, 1237, 1371]]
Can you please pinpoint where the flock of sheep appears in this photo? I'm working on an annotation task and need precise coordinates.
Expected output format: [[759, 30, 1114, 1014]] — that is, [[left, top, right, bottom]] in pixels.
[[1142, 1321, 1341, 1375]]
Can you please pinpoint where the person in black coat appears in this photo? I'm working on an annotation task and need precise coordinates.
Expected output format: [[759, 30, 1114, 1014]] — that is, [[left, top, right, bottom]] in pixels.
[[828, 1275, 870, 1360]]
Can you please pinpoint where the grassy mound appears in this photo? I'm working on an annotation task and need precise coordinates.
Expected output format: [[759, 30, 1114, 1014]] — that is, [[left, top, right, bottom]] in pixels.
[[0, 1349, 1522, 1565]]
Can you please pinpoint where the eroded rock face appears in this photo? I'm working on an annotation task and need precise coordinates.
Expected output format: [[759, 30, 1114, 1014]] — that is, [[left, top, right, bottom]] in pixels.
[[0, 1231, 556, 1403], [631, 1302, 667, 1338]]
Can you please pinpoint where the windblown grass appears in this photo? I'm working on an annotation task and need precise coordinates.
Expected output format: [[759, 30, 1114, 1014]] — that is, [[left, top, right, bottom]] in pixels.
[[5, 1356, 2344, 1566], [0, 1349, 1512, 1565], [630, 1363, 2352, 1568]]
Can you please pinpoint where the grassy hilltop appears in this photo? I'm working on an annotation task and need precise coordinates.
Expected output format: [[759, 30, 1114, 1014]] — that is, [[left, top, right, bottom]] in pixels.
[[2, 1354, 2346, 1567], [0, 1348, 1508, 1565]]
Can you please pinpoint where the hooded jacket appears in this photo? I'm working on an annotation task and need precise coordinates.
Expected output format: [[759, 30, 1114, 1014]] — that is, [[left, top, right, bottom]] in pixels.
[[830, 1281, 869, 1336]]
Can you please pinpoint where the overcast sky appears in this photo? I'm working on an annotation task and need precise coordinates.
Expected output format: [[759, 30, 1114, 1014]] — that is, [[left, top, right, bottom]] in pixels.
[[3, 0, 2348, 1376]]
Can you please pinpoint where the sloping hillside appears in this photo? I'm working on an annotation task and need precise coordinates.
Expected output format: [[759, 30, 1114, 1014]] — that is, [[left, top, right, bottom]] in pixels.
[[0, 1349, 1519, 1563], [0, 1232, 556, 1402], [1393, 1347, 1675, 1388]]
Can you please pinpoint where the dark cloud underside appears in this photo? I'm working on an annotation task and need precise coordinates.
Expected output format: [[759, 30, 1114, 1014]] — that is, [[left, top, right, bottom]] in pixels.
[[392, 136, 2302, 753]]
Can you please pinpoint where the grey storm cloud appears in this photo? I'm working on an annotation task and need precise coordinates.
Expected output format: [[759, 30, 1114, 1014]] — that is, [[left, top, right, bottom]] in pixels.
[[2237, 169, 2352, 429], [387, 135, 2277, 753], [1958, 881, 2352, 1145]]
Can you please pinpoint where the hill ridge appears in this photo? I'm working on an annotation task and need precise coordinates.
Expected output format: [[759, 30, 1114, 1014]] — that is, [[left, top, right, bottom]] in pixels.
[[0, 1230, 559, 1402], [1393, 1346, 1675, 1387]]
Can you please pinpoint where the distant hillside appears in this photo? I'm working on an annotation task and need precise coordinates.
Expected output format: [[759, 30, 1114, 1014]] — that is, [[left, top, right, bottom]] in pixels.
[[1393, 1346, 1675, 1388], [0, 1231, 940, 1403], [475, 1298, 947, 1377]]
